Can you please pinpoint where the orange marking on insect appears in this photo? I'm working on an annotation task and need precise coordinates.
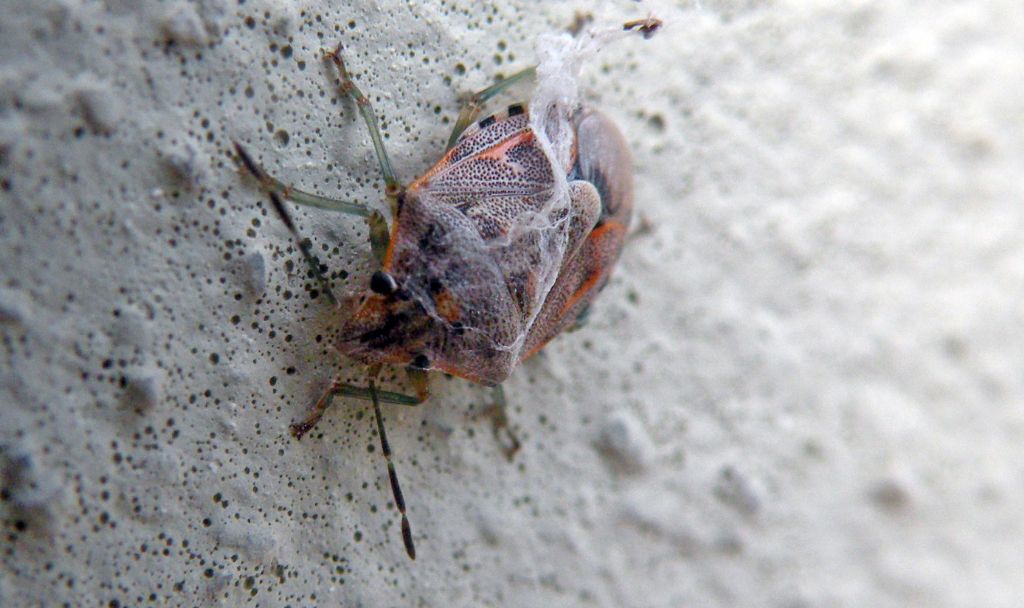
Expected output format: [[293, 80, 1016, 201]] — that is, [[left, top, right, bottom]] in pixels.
[[348, 293, 388, 325], [474, 130, 535, 163], [433, 361, 490, 385], [560, 223, 622, 314], [408, 130, 536, 191], [433, 288, 462, 323], [382, 219, 400, 269], [516, 221, 625, 363]]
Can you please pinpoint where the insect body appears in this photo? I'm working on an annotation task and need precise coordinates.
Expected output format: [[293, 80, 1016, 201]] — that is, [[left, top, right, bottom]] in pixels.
[[235, 42, 633, 560], [341, 104, 633, 385]]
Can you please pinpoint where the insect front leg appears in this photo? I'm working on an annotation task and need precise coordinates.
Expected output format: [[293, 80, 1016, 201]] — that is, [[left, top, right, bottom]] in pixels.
[[446, 65, 537, 150], [289, 377, 426, 440], [405, 367, 431, 403], [290, 371, 424, 559]]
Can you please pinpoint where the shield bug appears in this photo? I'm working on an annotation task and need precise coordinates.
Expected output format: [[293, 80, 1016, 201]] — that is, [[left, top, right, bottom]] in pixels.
[[235, 31, 640, 559]]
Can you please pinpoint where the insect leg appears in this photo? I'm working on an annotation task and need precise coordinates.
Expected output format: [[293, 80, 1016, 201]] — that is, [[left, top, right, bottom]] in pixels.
[[234, 142, 341, 304], [323, 44, 402, 198], [488, 385, 521, 461], [405, 368, 431, 403], [446, 66, 537, 150], [289, 377, 419, 559], [334, 383, 424, 406], [290, 380, 424, 440], [289, 380, 341, 440], [233, 142, 371, 217]]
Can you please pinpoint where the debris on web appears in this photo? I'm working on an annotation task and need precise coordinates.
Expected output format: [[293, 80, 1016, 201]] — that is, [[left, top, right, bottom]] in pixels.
[[508, 17, 661, 350], [530, 15, 662, 178]]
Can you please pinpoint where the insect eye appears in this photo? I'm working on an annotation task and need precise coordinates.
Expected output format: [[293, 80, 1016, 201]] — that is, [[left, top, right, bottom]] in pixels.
[[411, 354, 430, 369], [370, 270, 399, 295]]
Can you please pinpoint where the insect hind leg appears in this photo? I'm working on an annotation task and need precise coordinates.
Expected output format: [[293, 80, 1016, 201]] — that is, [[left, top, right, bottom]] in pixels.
[[323, 44, 402, 198], [446, 65, 536, 150]]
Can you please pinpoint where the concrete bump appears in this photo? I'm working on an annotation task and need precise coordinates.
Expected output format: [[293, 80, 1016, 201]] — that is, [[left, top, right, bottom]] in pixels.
[[159, 3, 209, 47], [159, 139, 207, 188], [241, 251, 267, 297], [0, 288, 31, 325], [594, 409, 654, 475], [120, 369, 162, 412], [72, 77, 122, 135], [713, 465, 763, 517], [2, 446, 65, 533]]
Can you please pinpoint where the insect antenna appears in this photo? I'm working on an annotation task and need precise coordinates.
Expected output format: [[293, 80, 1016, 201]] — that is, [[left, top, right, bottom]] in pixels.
[[369, 378, 416, 559], [233, 142, 337, 305]]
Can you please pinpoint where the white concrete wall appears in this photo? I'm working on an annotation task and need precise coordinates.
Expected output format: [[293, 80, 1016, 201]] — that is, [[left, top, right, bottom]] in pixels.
[[2, 1, 1022, 606]]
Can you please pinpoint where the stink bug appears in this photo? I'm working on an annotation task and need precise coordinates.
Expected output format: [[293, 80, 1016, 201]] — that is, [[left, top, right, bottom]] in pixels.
[[235, 37, 635, 560]]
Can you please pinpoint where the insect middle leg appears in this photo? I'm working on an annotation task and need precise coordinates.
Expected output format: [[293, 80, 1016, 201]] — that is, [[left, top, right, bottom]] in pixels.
[[233, 142, 372, 218], [446, 65, 537, 150], [234, 142, 389, 300], [487, 384, 521, 461]]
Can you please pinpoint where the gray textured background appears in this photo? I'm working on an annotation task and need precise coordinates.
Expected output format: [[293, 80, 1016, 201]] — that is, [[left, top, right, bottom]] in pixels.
[[2, 1, 1023, 606]]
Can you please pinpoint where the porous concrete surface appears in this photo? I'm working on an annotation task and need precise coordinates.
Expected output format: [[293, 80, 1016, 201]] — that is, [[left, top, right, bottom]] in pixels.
[[2, 1, 1022, 606]]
